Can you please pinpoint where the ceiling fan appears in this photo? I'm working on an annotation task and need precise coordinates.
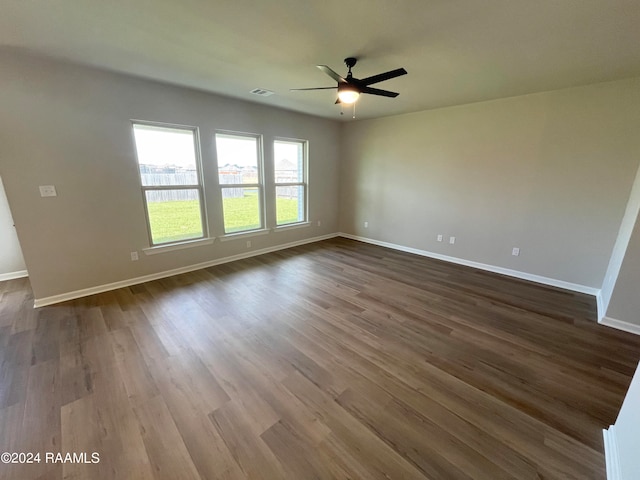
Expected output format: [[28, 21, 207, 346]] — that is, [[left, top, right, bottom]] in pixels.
[[291, 57, 407, 105]]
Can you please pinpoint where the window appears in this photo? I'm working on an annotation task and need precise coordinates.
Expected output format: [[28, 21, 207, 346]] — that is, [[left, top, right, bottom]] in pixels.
[[215, 132, 264, 234], [132, 123, 206, 245], [274, 139, 307, 226]]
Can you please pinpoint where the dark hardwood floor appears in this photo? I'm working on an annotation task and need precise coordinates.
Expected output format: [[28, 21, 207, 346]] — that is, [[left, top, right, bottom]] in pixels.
[[1, 237, 639, 479]]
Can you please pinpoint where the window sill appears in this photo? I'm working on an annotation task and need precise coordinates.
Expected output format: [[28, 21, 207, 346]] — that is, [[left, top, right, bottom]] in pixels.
[[273, 221, 311, 232], [218, 229, 270, 242], [143, 237, 215, 255]]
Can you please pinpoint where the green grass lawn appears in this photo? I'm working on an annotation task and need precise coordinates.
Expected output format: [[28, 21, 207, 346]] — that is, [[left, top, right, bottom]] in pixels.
[[147, 195, 301, 244]]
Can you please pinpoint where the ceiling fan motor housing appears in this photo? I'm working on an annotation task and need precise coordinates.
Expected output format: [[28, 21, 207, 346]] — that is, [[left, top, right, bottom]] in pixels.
[[344, 57, 358, 69]]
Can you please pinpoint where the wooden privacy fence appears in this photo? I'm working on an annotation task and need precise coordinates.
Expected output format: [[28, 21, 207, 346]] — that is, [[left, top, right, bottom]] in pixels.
[[143, 172, 243, 201], [141, 171, 301, 202]]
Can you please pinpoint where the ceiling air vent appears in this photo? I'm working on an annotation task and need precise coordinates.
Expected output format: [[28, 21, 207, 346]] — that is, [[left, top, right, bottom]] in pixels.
[[250, 88, 275, 97]]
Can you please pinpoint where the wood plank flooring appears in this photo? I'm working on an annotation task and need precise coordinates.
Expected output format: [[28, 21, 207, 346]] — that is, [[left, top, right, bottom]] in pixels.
[[1, 237, 639, 479]]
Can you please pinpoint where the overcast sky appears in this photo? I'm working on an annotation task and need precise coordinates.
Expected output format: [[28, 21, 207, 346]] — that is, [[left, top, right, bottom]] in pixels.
[[133, 125, 300, 171]]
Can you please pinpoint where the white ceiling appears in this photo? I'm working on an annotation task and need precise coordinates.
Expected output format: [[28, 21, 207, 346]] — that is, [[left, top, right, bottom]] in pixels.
[[2, 0, 640, 120]]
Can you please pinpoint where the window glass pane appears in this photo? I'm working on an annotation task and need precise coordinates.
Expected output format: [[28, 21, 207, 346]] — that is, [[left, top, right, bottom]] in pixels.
[[145, 189, 203, 244], [276, 185, 305, 225], [222, 187, 261, 233], [274, 140, 304, 183], [216, 134, 259, 185], [133, 124, 198, 186]]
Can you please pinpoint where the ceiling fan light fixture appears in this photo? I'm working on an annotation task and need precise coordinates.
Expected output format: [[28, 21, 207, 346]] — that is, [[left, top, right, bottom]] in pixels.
[[337, 86, 360, 104], [291, 58, 406, 109]]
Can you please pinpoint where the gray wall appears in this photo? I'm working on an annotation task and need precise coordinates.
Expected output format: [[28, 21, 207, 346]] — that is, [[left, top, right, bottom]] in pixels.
[[339, 78, 640, 289], [0, 51, 340, 300], [601, 163, 640, 320], [606, 214, 640, 326], [604, 362, 640, 480], [0, 176, 26, 278]]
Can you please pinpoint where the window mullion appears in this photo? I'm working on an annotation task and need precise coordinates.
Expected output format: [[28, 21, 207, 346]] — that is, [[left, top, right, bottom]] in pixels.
[[142, 185, 200, 191], [274, 182, 304, 187]]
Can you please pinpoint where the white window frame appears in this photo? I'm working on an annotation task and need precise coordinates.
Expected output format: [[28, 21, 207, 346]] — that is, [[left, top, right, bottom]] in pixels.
[[273, 137, 308, 227], [214, 131, 266, 235], [131, 121, 208, 247]]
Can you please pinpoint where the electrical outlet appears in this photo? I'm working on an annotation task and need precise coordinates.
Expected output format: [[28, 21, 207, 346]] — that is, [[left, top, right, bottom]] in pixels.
[[449, 236, 456, 245], [130, 251, 139, 261], [364, 221, 369, 228], [246, 240, 251, 248], [317, 220, 321, 227], [39, 185, 57, 197], [512, 247, 520, 256], [437, 234, 443, 242]]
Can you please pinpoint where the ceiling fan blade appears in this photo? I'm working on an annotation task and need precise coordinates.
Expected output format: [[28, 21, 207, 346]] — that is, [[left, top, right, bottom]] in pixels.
[[290, 87, 337, 91], [317, 65, 347, 83], [361, 86, 399, 98], [359, 68, 407, 86], [335, 98, 341, 104]]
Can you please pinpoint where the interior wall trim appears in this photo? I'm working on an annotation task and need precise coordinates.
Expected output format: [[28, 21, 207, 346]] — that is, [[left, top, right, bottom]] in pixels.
[[338, 232, 601, 296], [33, 233, 338, 308], [603, 425, 621, 480], [0, 269, 28, 282], [34, 231, 627, 334], [600, 316, 640, 336], [596, 291, 605, 322]]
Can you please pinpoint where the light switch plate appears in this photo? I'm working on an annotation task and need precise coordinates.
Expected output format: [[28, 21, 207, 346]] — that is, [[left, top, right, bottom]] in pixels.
[[39, 185, 57, 197]]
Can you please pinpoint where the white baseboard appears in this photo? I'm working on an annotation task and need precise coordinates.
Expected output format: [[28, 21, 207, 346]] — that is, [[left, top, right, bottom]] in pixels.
[[600, 316, 640, 336], [603, 425, 621, 480], [0, 269, 28, 282], [33, 233, 338, 307], [338, 233, 600, 296], [33, 232, 619, 324], [596, 290, 605, 321]]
